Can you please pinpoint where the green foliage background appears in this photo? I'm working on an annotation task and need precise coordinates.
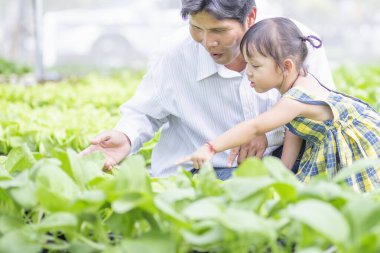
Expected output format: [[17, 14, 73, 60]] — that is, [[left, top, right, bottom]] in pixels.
[[1, 65, 379, 160], [0, 70, 154, 159], [0, 65, 379, 252], [333, 65, 380, 111]]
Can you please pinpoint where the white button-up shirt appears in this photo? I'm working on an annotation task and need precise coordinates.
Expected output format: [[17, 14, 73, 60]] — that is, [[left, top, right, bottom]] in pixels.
[[115, 19, 334, 177]]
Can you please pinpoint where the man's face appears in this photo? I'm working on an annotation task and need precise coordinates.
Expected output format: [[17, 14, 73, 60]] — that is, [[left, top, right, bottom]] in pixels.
[[189, 11, 249, 67]]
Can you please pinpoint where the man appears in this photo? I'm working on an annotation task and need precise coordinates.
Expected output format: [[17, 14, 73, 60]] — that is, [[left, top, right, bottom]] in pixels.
[[81, 0, 334, 179]]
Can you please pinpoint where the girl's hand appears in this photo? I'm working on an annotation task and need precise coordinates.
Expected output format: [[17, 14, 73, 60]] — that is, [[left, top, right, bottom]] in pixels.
[[176, 144, 215, 169]]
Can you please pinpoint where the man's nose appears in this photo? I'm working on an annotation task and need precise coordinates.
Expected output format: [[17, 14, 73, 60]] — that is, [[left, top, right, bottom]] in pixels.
[[203, 34, 218, 48]]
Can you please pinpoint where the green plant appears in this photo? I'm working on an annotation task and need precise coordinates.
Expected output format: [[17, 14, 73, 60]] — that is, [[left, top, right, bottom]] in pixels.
[[1, 147, 380, 253], [0, 58, 31, 77], [333, 64, 380, 111]]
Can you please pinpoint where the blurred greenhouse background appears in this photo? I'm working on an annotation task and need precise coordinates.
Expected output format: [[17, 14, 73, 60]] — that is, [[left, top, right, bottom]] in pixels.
[[1, 3, 380, 251], [0, 0, 379, 82]]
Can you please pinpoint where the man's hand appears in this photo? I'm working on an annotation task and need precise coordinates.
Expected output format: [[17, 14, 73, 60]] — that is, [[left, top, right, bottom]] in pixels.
[[80, 130, 132, 171], [227, 135, 268, 166]]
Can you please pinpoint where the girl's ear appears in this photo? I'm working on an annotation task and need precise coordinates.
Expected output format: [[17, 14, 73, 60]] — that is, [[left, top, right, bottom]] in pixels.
[[283, 59, 294, 75]]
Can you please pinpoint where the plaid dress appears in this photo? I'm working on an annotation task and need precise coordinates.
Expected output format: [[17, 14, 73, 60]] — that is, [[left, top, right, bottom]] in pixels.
[[283, 87, 380, 192]]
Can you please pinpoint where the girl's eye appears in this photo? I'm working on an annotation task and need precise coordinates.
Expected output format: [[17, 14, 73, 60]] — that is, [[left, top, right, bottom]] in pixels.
[[251, 65, 260, 68]]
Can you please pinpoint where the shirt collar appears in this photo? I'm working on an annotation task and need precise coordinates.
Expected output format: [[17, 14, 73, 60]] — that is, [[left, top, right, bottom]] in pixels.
[[196, 44, 242, 81], [216, 64, 243, 78], [196, 45, 217, 81]]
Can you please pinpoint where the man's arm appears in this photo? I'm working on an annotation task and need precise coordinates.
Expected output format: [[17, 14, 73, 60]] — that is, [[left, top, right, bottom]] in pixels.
[[81, 57, 170, 168], [115, 107, 166, 154], [116, 56, 173, 151]]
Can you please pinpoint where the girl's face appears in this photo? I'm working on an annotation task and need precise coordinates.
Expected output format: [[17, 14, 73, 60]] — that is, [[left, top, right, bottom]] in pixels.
[[243, 49, 283, 93]]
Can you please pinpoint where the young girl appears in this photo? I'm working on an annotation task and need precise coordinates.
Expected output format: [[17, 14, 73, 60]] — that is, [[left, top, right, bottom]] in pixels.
[[179, 17, 380, 192]]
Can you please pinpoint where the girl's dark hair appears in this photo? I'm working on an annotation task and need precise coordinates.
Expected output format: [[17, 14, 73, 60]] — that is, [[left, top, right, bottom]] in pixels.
[[181, 0, 256, 25], [240, 17, 322, 73]]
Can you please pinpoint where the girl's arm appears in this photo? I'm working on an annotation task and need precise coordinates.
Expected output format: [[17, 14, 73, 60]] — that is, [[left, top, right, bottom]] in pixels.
[[281, 130, 303, 170], [178, 98, 304, 168], [210, 98, 302, 152]]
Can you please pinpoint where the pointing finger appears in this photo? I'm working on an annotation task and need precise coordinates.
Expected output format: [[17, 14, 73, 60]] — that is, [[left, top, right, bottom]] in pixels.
[[175, 156, 191, 166]]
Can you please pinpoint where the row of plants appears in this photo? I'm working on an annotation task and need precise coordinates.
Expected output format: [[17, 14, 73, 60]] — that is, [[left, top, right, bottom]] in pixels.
[[0, 70, 157, 164], [333, 64, 380, 111], [0, 65, 379, 158], [0, 58, 30, 77], [1, 145, 380, 253], [0, 65, 379, 252]]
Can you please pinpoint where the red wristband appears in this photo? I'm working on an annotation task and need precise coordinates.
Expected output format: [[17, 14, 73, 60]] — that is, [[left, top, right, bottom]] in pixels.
[[206, 142, 216, 154]]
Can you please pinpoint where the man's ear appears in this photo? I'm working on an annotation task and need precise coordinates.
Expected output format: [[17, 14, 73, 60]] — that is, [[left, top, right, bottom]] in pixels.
[[246, 7, 257, 28]]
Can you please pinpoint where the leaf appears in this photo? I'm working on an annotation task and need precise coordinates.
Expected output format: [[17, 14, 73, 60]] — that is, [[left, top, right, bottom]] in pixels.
[[4, 144, 36, 175], [69, 240, 101, 253], [182, 197, 223, 220], [156, 187, 196, 203], [119, 232, 177, 253], [70, 190, 106, 213], [35, 158, 80, 212], [118, 155, 151, 193], [298, 181, 350, 204], [297, 247, 327, 253], [35, 212, 78, 230], [0, 189, 19, 215], [9, 176, 37, 208], [195, 162, 223, 196], [271, 182, 298, 204], [67, 149, 106, 187], [220, 208, 275, 238], [154, 196, 189, 226], [182, 221, 225, 247], [0, 215, 24, 234], [233, 157, 269, 178], [287, 200, 350, 244], [342, 196, 380, 241], [111, 192, 152, 214], [0, 170, 37, 208], [224, 177, 274, 201], [0, 228, 42, 253], [0, 165, 11, 180], [263, 156, 301, 185]]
